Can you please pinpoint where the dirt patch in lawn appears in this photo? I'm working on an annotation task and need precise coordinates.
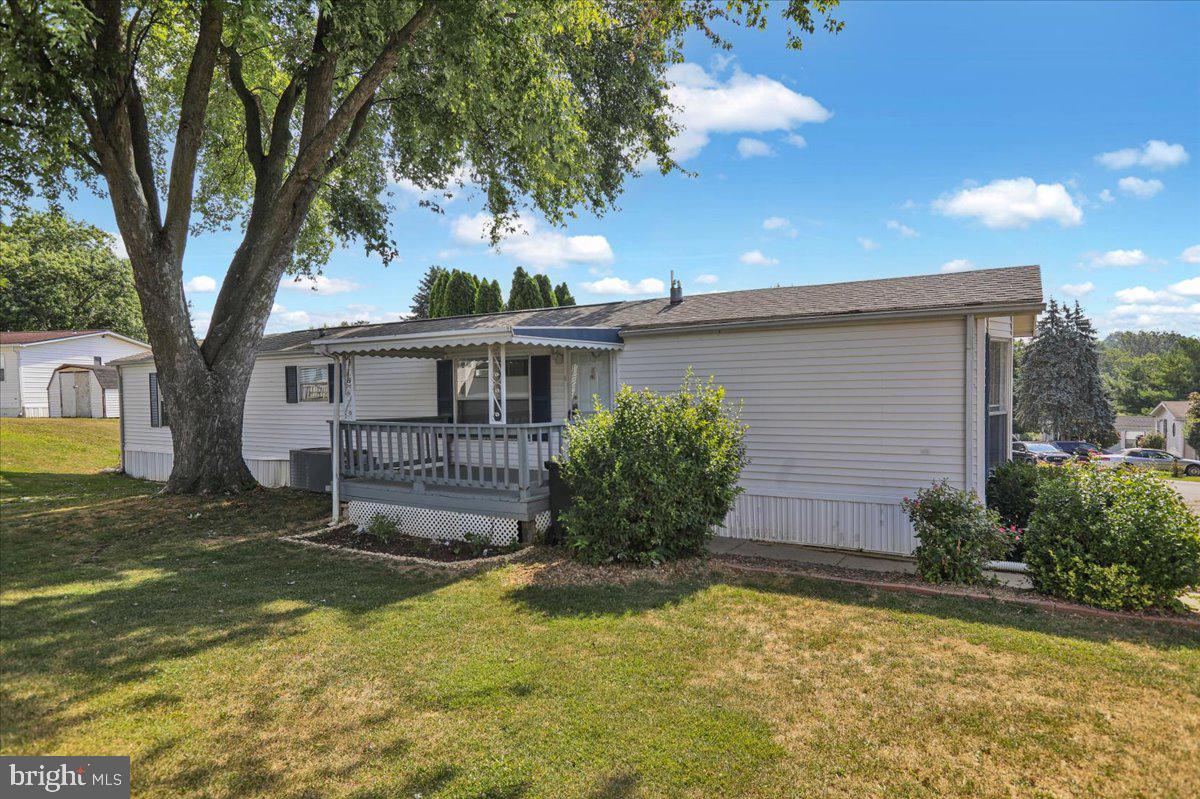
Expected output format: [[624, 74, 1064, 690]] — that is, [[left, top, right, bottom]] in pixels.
[[303, 524, 526, 564]]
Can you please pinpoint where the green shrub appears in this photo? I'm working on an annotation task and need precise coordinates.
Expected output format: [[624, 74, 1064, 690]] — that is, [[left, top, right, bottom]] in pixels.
[[986, 460, 1041, 529], [1139, 431, 1166, 449], [364, 514, 399, 543], [1024, 465, 1200, 610], [903, 481, 1010, 585], [559, 373, 748, 565]]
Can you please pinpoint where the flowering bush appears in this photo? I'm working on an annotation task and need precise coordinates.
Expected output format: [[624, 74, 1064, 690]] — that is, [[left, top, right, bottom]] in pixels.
[[903, 481, 1010, 584], [559, 372, 748, 565], [1024, 465, 1200, 610]]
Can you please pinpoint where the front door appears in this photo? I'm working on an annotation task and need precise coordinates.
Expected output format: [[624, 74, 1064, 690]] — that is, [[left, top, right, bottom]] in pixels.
[[567, 351, 612, 417]]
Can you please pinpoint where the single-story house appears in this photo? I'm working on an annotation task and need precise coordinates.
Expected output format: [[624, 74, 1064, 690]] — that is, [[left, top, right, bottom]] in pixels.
[[1150, 400, 1196, 459], [0, 330, 150, 417], [1113, 414, 1156, 450], [112, 264, 1043, 555]]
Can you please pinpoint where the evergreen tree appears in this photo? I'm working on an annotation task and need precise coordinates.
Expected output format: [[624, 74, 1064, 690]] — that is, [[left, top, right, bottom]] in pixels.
[[507, 266, 543, 311], [428, 270, 451, 318], [443, 270, 479, 316], [410, 266, 447, 319], [554, 282, 577, 306], [534, 273, 558, 307], [1016, 300, 1116, 443], [474, 279, 505, 314]]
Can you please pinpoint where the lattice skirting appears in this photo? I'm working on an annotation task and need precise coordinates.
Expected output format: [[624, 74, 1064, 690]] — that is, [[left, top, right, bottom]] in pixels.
[[347, 500, 551, 546]]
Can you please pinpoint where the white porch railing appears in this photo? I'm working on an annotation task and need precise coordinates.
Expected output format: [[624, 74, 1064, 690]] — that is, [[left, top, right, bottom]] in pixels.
[[332, 420, 565, 495]]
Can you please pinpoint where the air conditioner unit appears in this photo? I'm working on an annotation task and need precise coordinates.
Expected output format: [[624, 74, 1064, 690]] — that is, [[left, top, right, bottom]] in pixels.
[[290, 447, 332, 492]]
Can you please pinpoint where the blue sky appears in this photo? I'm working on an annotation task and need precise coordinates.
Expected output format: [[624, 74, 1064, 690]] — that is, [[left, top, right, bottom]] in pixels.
[[63, 1, 1199, 336]]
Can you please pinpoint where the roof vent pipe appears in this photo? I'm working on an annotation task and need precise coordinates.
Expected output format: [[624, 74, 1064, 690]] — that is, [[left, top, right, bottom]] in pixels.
[[669, 272, 683, 305]]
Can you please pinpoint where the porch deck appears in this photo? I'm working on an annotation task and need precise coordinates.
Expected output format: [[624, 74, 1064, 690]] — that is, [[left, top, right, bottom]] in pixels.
[[332, 420, 564, 520]]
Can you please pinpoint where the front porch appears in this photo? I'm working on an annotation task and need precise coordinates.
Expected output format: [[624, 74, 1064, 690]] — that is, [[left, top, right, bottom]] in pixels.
[[333, 419, 565, 521]]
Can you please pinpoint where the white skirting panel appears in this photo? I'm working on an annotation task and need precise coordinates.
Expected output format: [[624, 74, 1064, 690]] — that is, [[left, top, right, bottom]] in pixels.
[[122, 449, 290, 488], [21, 407, 49, 418], [722, 492, 916, 556]]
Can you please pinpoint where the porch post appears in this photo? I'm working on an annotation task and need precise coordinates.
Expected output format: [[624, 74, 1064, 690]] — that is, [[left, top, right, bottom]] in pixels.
[[331, 354, 342, 524]]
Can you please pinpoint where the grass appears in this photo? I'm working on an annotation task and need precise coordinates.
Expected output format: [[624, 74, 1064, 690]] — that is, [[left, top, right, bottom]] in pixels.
[[2, 418, 1199, 799]]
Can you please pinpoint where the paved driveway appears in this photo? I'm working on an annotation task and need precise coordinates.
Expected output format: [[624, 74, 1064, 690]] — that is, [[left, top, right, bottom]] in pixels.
[[1171, 479, 1200, 514]]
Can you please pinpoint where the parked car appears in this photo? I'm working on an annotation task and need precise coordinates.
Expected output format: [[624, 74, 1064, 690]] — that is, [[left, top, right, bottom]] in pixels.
[[1012, 441, 1071, 465], [1051, 441, 1102, 461], [1099, 448, 1200, 476]]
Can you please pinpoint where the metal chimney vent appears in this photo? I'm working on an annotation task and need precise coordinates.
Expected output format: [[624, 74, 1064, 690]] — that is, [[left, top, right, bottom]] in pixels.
[[669, 272, 683, 305]]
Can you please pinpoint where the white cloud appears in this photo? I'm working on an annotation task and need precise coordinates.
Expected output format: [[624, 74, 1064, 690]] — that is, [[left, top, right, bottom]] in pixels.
[[736, 137, 774, 159], [107, 231, 128, 260], [1098, 188, 1115, 204], [1104, 279, 1200, 333], [695, 274, 718, 285], [1060, 281, 1095, 297], [1169, 276, 1200, 296], [1117, 176, 1164, 199], [940, 259, 973, 273], [392, 163, 473, 204], [581, 277, 665, 296], [1095, 140, 1189, 171], [281, 274, 359, 295], [664, 63, 831, 161], [1088, 249, 1150, 268], [762, 216, 797, 238], [266, 302, 408, 333], [451, 211, 613, 269], [1180, 245, 1200, 264], [899, 199, 918, 211], [886, 219, 918, 238], [740, 249, 779, 266], [184, 275, 217, 293], [784, 133, 807, 148], [857, 237, 880, 252], [932, 178, 1083, 228]]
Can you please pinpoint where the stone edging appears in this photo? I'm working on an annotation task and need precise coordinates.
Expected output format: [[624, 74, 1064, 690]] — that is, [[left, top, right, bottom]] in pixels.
[[278, 527, 534, 571], [713, 558, 1200, 630]]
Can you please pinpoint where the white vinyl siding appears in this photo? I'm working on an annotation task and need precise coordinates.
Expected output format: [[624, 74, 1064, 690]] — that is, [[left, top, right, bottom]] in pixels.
[[0, 346, 19, 415], [618, 318, 969, 555], [9, 334, 148, 417]]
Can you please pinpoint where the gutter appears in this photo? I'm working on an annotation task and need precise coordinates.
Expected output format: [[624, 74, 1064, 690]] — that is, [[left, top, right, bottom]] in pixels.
[[617, 302, 1045, 337]]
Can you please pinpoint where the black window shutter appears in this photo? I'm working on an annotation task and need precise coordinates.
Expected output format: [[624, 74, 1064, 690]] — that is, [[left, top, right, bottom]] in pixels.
[[285, 365, 298, 404], [327, 363, 336, 403], [530, 355, 552, 423], [436, 360, 453, 420], [149, 373, 160, 427]]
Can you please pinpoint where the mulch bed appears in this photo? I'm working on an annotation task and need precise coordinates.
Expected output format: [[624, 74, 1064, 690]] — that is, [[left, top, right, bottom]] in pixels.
[[305, 525, 522, 563]]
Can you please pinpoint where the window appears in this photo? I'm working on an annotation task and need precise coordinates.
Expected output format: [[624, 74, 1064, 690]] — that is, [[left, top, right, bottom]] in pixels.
[[0, 352, 5, 382], [149, 373, 169, 427], [93, 356, 103, 365], [1172, 423, 1177, 438], [984, 336, 1012, 473], [456, 357, 530, 423], [986, 338, 1009, 414], [298, 366, 329, 402]]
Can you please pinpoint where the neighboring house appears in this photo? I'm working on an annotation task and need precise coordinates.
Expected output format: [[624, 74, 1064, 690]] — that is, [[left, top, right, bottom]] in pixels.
[[1150, 400, 1196, 459], [0, 330, 150, 418], [1113, 414, 1156, 450], [113, 264, 1043, 556]]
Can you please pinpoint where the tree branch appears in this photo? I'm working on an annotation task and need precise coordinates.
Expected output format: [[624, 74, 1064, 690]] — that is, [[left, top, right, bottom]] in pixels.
[[162, 0, 223, 254], [298, 10, 335, 152], [221, 43, 265, 172]]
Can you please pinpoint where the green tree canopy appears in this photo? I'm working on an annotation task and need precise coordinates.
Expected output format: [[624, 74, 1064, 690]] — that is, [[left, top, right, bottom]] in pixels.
[[1016, 300, 1116, 443], [534, 273, 558, 307], [410, 265, 446, 319], [1100, 331, 1200, 414], [0, 210, 145, 340], [474, 279, 504, 314], [442, 270, 478, 317], [507, 266, 543, 311], [554, 282, 577, 307], [428, 270, 451, 319]]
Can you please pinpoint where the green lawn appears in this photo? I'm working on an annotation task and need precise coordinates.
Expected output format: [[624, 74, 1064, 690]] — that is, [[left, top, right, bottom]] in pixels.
[[2, 418, 1199, 798]]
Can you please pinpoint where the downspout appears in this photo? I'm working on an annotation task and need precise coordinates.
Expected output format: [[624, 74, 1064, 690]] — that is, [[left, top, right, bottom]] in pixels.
[[331, 355, 342, 524], [117, 367, 126, 472]]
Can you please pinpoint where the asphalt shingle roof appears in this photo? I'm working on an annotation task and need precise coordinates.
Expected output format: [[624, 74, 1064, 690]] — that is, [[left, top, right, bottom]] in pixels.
[[0, 329, 106, 345], [110, 265, 1043, 365]]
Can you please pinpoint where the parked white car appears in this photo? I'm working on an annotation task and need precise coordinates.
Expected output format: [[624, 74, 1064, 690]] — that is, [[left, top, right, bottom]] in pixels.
[[1099, 448, 1200, 476]]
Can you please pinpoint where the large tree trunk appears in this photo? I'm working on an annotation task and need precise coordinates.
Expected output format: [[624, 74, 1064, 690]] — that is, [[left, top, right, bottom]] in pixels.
[[162, 353, 257, 493]]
